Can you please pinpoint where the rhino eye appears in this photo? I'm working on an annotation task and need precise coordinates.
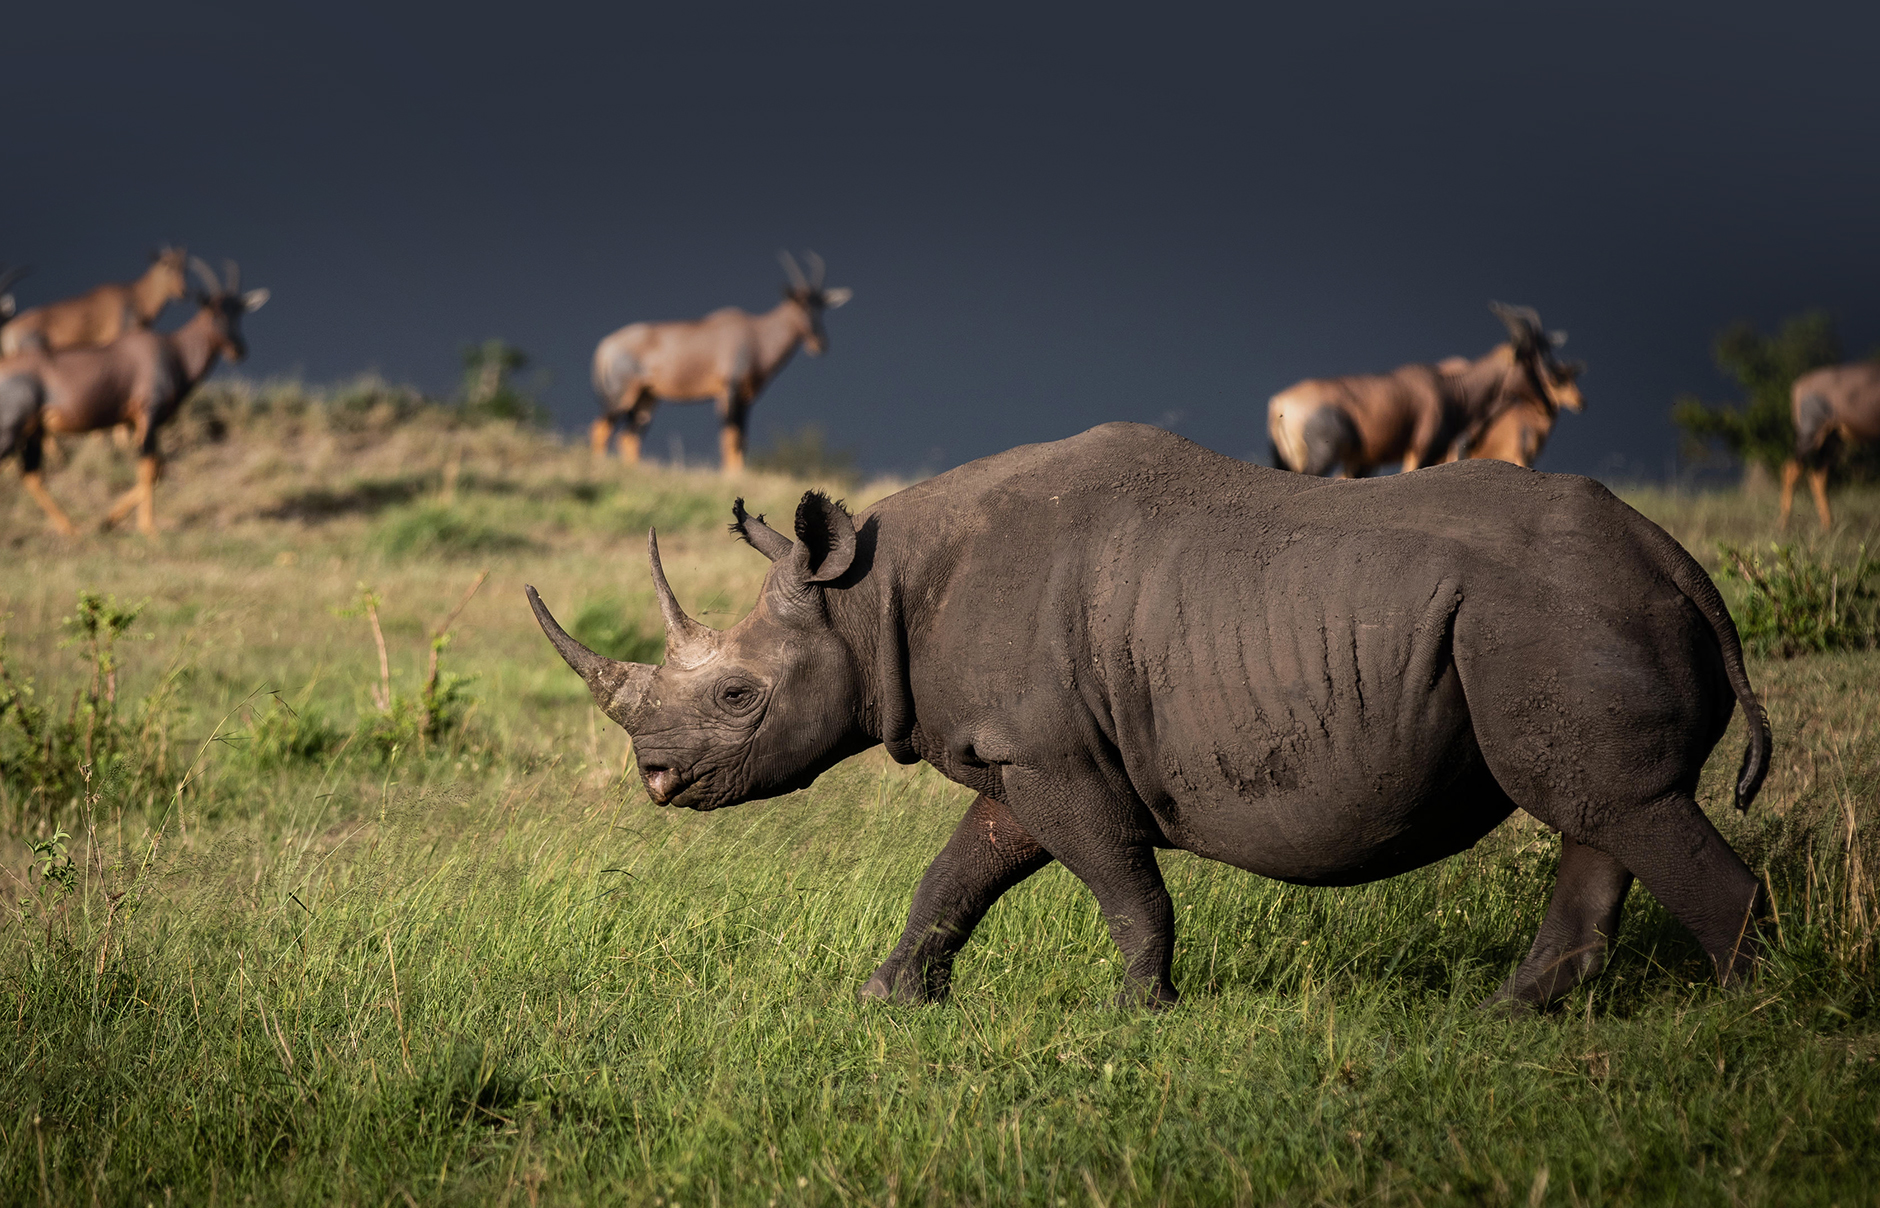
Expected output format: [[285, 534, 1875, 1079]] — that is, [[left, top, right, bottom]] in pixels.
[[716, 679, 762, 714]]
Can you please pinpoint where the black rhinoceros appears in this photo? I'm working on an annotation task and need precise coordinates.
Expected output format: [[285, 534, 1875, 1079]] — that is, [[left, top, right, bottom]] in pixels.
[[529, 423, 1769, 1009]]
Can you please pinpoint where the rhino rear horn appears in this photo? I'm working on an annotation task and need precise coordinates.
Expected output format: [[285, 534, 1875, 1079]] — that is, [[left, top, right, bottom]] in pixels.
[[648, 529, 715, 662], [525, 586, 656, 727]]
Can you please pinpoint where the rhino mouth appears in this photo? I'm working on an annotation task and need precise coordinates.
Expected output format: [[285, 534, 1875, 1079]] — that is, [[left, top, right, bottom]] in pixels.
[[642, 764, 727, 810]]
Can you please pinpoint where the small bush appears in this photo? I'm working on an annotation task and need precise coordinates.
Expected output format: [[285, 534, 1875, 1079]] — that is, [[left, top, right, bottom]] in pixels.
[[569, 597, 664, 663], [459, 339, 549, 427], [238, 700, 343, 769], [0, 591, 181, 832], [372, 504, 526, 559], [1720, 542, 1880, 656], [343, 578, 487, 763], [330, 376, 433, 432], [356, 679, 475, 763], [749, 424, 861, 487], [1672, 311, 1843, 476]]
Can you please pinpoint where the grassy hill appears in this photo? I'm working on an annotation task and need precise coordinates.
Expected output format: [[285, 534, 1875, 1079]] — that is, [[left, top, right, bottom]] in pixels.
[[2, 385, 1876, 1206]]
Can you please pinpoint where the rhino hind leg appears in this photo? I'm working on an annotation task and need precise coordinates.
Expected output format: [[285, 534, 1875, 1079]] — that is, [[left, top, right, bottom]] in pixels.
[[1488, 837, 1632, 1012], [861, 794, 1053, 1004], [1588, 793, 1762, 986], [1500, 793, 1761, 1002]]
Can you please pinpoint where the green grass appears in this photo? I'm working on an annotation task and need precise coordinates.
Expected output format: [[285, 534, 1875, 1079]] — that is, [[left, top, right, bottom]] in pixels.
[[2, 399, 1878, 1206]]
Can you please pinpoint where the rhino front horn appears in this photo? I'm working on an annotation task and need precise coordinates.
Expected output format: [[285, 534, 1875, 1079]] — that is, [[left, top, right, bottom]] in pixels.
[[525, 586, 656, 728]]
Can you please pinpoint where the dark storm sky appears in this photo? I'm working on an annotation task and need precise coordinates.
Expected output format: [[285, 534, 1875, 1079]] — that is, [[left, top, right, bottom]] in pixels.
[[6, 2, 1877, 478]]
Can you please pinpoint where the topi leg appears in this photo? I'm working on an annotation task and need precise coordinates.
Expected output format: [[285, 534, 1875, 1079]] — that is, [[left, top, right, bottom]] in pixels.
[[617, 395, 656, 466], [102, 454, 160, 533], [1808, 466, 1833, 531], [719, 423, 746, 474], [1778, 459, 1801, 527], [716, 392, 748, 475], [135, 454, 160, 535], [589, 416, 615, 458], [14, 431, 74, 535], [21, 470, 77, 536]]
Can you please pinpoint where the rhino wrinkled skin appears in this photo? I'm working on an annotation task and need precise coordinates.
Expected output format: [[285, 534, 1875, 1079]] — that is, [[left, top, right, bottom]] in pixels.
[[529, 423, 1770, 1010]]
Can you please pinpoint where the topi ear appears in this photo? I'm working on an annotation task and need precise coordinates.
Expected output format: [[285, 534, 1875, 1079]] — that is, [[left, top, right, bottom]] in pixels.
[[1549, 330, 1568, 348], [790, 491, 856, 584], [729, 497, 794, 561], [243, 288, 270, 313], [821, 287, 852, 309]]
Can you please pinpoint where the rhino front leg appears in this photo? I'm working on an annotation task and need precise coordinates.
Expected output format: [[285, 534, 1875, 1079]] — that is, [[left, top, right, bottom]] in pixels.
[[861, 794, 1053, 1004]]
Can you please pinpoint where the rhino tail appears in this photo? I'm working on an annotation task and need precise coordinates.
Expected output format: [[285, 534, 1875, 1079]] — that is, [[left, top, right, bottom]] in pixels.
[[1641, 518, 1770, 811]]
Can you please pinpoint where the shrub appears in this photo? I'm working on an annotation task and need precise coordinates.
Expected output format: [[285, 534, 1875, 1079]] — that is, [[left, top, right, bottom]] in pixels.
[[329, 376, 433, 432], [1720, 542, 1880, 656], [356, 682, 475, 763], [748, 425, 861, 487], [459, 339, 549, 427], [0, 591, 181, 832], [1672, 312, 1842, 475], [237, 699, 344, 769], [343, 577, 487, 762]]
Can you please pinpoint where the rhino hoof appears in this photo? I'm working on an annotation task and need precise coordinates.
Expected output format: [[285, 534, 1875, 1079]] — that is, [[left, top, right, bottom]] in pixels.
[[1114, 981, 1180, 1012], [1478, 990, 1545, 1018], [858, 965, 946, 1005]]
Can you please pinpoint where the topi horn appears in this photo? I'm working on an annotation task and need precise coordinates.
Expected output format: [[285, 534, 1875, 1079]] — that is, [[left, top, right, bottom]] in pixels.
[[1489, 300, 1544, 347], [188, 256, 222, 296], [647, 529, 714, 664], [778, 250, 809, 293], [525, 586, 657, 728]]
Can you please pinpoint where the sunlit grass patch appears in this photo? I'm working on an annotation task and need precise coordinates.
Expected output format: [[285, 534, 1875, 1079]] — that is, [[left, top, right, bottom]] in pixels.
[[371, 502, 528, 559], [0, 405, 1874, 1204]]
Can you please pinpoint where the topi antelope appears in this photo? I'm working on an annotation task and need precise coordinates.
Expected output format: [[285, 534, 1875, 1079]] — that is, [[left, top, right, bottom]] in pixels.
[[1449, 395, 1561, 468], [0, 247, 190, 356], [0, 257, 267, 536], [1780, 361, 1880, 530], [590, 252, 852, 474], [1268, 303, 1583, 477], [0, 265, 29, 324], [1434, 335, 1585, 470]]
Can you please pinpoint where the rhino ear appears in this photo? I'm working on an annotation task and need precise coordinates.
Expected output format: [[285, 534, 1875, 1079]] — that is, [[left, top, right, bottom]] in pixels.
[[729, 497, 794, 562], [792, 491, 856, 584]]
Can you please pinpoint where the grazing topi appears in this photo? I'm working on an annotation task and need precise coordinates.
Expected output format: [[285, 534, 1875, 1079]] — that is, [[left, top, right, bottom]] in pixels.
[[590, 252, 851, 474], [1779, 361, 1880, 531], [0, 247, 190, 356], [1269, 303, 1583, 477], [0, 258, 267, 536]]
